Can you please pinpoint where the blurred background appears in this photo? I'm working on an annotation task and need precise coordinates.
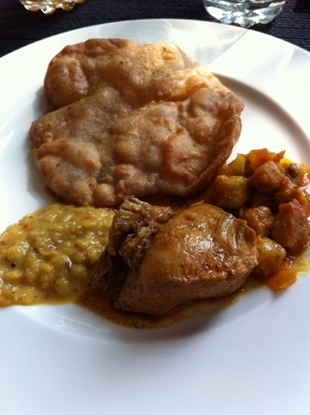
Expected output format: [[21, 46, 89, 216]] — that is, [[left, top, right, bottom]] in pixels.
[[0, 0, 309, 57]]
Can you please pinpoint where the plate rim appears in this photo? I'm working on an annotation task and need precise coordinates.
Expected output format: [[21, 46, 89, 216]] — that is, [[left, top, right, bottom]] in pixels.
[[1, 18, 310, 415]]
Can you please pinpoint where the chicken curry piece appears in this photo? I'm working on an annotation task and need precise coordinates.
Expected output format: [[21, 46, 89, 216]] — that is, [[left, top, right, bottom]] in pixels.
[[0, 149, 309, 319], [93, 197, 258, 316]]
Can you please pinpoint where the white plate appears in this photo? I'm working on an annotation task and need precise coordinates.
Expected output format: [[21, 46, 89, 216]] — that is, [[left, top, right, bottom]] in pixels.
[[1, 19, 310, 415]]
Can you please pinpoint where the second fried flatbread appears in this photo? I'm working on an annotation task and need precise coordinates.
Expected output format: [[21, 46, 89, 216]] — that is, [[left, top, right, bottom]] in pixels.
[[30, 39, 243, 207]]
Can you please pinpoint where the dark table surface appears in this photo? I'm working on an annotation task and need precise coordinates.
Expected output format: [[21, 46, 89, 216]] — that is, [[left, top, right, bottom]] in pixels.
[[0, 0, 310, 59]]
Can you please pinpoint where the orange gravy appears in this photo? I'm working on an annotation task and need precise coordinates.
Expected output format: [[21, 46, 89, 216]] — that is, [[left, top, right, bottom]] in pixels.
[[76, 247, 310, 329], [77, 289, 237, 329]]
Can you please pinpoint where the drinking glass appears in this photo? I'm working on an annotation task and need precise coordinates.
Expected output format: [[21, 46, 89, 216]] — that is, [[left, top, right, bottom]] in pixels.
[[202, 0, 287, 28], [20, 0, 85, 14]]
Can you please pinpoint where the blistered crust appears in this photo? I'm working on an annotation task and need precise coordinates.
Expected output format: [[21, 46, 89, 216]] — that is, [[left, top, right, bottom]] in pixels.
[[31, 39, 244, 207]]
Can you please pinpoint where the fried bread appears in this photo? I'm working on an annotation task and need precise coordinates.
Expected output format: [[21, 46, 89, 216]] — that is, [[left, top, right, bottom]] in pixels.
[[30, 39, 244, 207]]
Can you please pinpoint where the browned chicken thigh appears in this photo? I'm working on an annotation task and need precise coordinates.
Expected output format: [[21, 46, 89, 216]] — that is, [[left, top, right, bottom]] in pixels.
[[93, 197, 258, 315]]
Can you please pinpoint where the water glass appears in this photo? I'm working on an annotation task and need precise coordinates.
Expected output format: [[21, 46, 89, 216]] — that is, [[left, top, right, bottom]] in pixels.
[[202, 0, 287, 28], [20, 0, 85, 14]]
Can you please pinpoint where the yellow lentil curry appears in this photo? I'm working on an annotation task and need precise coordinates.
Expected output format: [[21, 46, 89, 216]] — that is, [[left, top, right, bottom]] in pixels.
[[0, 148, 309, 326], [0, 204, 114, 306]]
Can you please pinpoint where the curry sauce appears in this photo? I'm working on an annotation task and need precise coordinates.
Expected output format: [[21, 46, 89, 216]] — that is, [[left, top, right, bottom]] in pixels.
[[0, 203, 114, 306], [0, 148, 309, 327]]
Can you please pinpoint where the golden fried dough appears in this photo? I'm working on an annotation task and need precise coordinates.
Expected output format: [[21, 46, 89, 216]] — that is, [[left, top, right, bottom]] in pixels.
[[30, 39, 244, 207]]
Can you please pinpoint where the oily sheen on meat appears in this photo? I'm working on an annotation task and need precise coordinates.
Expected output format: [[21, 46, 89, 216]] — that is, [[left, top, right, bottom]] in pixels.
[[30, 39, 244, 207], [93, 197, 258, 316]]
